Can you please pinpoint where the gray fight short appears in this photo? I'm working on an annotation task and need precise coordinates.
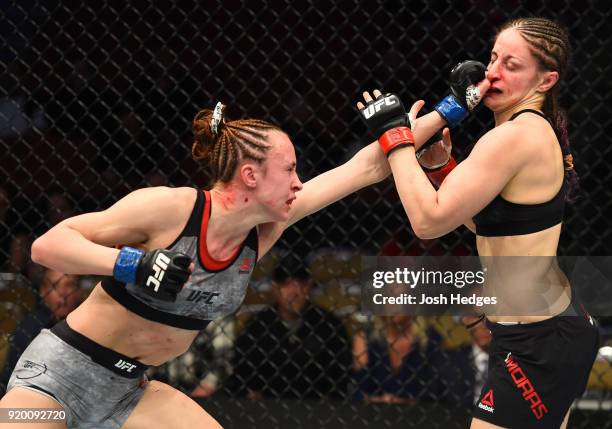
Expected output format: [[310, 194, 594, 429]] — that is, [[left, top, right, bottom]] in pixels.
[[7, 320, 149, 429]]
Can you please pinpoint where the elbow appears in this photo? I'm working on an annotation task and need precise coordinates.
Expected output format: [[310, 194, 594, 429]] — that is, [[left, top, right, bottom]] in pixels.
[[411, 223, 439, 240], [31, 235, 50, 266], [410, 213, 445, 240]]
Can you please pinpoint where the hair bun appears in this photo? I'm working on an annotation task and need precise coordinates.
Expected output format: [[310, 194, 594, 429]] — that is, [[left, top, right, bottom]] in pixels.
[[191, 105, 227, 161]]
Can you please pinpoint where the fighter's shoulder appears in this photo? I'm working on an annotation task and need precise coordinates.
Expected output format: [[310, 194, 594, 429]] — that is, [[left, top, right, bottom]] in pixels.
[[124, 186, 195, 203], [168, 186, 199, 206], [474, 120, 539, 158], [113, 186, 197, 217]]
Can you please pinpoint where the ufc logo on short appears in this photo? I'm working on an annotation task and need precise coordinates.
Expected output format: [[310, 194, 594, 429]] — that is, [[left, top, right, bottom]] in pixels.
[[146, 253, 171, 292], [362, 96, 397, 119], [115, 359, 136, 373]]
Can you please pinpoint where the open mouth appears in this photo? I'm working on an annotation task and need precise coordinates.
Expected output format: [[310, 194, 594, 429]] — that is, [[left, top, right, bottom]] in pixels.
[[487, 87, 503, 95]]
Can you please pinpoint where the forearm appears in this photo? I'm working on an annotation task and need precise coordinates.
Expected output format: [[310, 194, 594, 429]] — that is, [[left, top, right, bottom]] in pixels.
[[31, 225, 119, 275], [288, 166, 370, 224], [413, 111, 446, 149], [350, 141, 391, 184], [387, 148, 443, 238], [287, 142, 387, 226]]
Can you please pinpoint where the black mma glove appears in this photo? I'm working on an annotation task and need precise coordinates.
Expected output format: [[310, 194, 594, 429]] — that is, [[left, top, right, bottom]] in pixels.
[[113, 247, 191, 302], [435, 60, 486, 126], [359, 93, 414, 156]]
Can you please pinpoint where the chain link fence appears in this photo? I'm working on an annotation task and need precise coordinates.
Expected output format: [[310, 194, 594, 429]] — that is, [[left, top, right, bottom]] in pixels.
[[1, 1, 611, 428]]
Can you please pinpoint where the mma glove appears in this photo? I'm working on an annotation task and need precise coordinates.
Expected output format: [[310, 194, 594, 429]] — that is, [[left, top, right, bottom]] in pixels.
[[360, 93, 414, 156], [435, 60, 486, 126], [415, 132, 457, 188], [113, 247, 191, 302]]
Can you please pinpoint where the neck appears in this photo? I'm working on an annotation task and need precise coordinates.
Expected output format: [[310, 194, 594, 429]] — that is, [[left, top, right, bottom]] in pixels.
[[493, 93, 544, 126], [206, 186, 266, 257]]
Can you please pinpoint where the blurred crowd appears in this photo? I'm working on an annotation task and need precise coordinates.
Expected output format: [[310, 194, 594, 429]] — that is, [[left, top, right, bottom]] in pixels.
[[2, 229, 611, 405]]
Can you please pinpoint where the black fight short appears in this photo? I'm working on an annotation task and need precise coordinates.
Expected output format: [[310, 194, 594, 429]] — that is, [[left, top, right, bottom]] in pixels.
[[472, 301, 600, 428]]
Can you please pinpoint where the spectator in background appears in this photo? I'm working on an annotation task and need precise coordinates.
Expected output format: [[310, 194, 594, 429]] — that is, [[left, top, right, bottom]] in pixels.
[[2, 231, 45, 286], [352, 315, 440, 404], [0, 269, 83, 395], [434, 316, 492, 408], [3, 232, 32, 274], [1, 191, 75, 281], [189, 317, 235, 397], [227, 266, 352, 399]]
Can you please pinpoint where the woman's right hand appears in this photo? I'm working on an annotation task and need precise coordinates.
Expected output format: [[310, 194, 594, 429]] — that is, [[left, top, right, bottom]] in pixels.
[[416, 128, 453, 170]]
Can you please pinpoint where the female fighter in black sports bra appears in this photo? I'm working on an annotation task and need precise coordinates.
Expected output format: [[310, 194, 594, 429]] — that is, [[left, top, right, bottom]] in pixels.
[[358, 17, 599, 429]]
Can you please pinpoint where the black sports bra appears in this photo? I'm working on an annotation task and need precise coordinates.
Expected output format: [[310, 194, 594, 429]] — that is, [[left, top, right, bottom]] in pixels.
[[472, 109, 567, 237]]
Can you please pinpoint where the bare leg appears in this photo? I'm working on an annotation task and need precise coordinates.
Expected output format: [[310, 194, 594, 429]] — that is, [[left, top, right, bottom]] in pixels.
[[121, 380, 222, 429], [470, 417, 507, 428], [559, 409, 570, 429], [0, 387, 66, 429]]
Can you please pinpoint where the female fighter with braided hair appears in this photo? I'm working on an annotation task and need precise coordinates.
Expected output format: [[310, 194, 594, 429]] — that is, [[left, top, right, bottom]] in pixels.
[[359, 17, 599, 429], [0, 103, 392, 428]]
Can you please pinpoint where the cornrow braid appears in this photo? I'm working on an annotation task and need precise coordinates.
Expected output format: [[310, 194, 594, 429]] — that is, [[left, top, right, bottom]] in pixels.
[[192, 109, 280, 184], [513, 20, 569, 70], [500, 17, 571, 120], [498, 17, 578, 200]]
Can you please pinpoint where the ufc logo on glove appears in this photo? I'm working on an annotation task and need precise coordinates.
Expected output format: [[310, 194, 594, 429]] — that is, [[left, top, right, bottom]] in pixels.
[[362, 96, 397, 119], [146, 252, 171, 291]]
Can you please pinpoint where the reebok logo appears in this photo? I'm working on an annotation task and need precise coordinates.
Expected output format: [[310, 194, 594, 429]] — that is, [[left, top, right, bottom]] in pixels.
[[478, 389, 494, 413], [505, 353, 549, 420], [115, 359, 137, 373], [362, 96, 397, 119], [146, 253, 171, 292]]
